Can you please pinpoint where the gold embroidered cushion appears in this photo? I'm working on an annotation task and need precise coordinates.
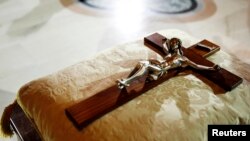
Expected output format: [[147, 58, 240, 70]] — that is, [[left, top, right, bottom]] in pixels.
[[17, 30, 250, 141]]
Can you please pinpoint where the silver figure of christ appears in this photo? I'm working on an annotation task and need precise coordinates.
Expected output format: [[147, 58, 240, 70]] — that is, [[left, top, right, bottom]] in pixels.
[[117, 37, 220, 89]]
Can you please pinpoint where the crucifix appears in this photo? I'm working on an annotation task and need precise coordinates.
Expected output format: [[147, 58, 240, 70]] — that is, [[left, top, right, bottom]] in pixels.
[[65, 33, 242, 129], [117, 37, 221, 90]]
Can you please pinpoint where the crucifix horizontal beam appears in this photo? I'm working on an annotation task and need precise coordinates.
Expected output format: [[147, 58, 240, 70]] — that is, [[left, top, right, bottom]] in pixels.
[[144, 33, 242, 92]]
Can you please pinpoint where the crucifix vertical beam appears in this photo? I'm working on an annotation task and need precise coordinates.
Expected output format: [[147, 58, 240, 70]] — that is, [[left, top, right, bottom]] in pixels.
[[65, 33, 243, 129]]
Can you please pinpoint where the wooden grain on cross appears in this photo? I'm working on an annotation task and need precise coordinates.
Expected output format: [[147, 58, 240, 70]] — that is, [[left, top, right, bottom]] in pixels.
[[65, 33, 242, 130]]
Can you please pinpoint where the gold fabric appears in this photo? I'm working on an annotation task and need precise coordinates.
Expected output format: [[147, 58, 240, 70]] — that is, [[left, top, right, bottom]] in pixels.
[[17, 30, 250, 141]]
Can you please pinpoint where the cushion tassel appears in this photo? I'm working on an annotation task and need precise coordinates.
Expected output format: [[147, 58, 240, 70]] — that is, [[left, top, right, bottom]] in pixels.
[[0, 100, 17, 138]]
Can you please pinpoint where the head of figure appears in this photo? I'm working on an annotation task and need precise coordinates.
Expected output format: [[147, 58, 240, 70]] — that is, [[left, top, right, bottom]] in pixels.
[[169, 38, 183, 55]]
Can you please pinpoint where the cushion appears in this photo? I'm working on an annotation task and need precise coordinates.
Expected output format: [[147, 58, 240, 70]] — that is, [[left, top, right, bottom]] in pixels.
[[17, 29, 250, 141]]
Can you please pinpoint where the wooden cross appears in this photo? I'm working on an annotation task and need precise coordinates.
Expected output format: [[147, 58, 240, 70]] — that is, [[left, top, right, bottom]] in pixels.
[[144, 33, 242, 92], [65, 33, 242, 129]]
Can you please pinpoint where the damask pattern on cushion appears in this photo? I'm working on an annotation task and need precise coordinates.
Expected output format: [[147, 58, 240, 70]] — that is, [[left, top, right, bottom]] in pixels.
[[17, 30, 250, 141]]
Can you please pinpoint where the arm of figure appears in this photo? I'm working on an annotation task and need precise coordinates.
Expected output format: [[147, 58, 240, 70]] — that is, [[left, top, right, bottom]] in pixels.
[[162, 38, 170, 55], [184, 57, 220, 71]]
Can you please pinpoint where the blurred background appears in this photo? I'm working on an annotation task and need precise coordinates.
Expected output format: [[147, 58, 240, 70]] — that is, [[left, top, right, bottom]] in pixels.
[[0, 0, 249, 140]]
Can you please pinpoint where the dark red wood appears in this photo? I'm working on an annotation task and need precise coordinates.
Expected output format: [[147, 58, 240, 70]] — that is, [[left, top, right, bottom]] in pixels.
[[183, 47, 242, 91], [65, 33, 241, 129], [144, 33, 221, 58], [65, 69, 180, 129], [144, 33, 243, 91], [188, 39, 220, 57]]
